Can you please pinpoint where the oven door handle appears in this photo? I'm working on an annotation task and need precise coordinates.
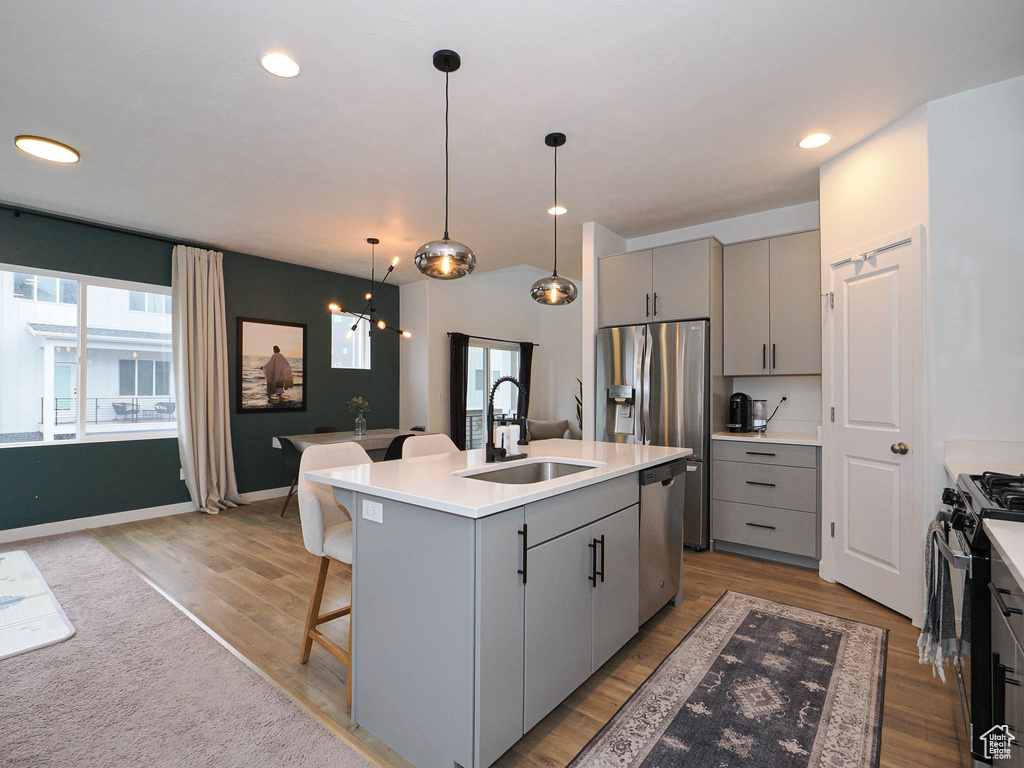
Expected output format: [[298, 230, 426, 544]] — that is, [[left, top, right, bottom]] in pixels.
[[935, 531, 970, 571]]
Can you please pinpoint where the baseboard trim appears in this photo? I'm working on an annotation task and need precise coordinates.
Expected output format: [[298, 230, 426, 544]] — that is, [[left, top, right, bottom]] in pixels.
[[0, 485, 291, 544]]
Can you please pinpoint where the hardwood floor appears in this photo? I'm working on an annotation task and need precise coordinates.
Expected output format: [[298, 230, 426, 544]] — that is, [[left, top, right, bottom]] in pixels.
[[92, 498, 968, 768]]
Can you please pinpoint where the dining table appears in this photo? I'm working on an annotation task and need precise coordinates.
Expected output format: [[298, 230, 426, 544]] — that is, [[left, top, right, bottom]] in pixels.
[[271, 428, 420, 461]]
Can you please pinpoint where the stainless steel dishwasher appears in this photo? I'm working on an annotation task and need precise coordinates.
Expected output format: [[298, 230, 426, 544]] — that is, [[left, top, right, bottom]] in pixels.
[[638, 459, 688, 625]]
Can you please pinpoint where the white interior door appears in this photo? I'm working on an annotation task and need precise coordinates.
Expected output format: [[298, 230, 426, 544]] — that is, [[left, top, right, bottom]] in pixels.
[[826, 228, 923, 620]]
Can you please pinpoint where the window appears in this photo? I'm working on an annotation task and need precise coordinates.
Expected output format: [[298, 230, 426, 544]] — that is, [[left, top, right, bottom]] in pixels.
[[128, 290, 171, 314], [331, 312, 371, 370], [0, 264, 176, 446], [465, 340, 520, 449], [12, 273, 78, 304]]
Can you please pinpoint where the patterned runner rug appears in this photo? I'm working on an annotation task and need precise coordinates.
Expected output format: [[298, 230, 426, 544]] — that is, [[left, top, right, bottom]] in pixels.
[[570, 591, 887, 768]]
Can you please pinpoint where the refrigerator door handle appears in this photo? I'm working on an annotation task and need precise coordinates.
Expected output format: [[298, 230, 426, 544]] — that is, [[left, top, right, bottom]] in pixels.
[[641, 327, 652, 444], [633, 326, 646, 445]]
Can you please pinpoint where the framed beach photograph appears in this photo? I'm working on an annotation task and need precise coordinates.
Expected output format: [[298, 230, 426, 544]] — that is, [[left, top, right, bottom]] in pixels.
[[237, 317, 307, 413]]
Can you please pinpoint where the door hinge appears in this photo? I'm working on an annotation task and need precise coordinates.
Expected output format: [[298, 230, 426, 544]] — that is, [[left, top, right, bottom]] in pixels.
[[822, 291, 834, 309], [831, 522, 835, 538], [830, 407, 835, 422]]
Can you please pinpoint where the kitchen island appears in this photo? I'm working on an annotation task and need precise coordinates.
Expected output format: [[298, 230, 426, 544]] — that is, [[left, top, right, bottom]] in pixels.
[[308, 438, 691, 768]]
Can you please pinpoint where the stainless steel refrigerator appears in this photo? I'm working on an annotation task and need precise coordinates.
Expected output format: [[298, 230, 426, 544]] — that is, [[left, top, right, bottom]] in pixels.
[[597, 320, 711, 551]]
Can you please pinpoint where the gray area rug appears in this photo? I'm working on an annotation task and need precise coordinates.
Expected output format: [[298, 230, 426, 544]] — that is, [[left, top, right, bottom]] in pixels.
[[570, 591, 887, 768], [0, 533, 370, 768]]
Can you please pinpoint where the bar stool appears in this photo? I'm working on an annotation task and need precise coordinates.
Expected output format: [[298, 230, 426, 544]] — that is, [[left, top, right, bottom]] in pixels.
[[402, 433, 459, 458], [296, 441, 371, 707]]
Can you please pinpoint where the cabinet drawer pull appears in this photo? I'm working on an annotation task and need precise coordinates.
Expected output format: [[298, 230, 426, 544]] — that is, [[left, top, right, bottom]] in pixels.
[[517, 524, 528, 584], [745, 451, 776, 457], [991, 583, 1024, 617], [745, 522, 776, 531], [745, 480, 777, 487]]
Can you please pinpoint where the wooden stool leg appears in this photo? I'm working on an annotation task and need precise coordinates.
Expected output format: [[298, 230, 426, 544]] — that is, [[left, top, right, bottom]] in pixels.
[[300, 556, 330, 663], [279, 477, 297, 517], [347, 598, 353, 708]]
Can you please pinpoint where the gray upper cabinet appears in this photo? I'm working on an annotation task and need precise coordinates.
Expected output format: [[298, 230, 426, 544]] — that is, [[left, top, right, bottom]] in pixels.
[[723, 230, 821, 376], [651, 241, 711, 321], [769, 231, 822, 375], [598, 250, 653, 327], [599, 238, 722, 328], [723, 239, 771, 376]]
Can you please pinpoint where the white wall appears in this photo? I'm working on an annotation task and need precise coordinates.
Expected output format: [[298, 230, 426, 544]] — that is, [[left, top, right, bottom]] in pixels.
[[399, 265, 582, 435], [926, 74, 1024, 490], [729, 375, 822, 434], [627, 201, 820, 251]]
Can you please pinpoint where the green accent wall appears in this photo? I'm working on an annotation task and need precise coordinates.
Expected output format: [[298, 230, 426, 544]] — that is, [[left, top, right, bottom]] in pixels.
[[0, 208, 400, 531]]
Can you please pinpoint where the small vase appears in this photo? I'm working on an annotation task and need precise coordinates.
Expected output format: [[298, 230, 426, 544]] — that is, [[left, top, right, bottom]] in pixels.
[[354, 415, 366, 436]]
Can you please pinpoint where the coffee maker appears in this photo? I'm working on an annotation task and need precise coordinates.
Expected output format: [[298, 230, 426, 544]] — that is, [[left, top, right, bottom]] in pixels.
[[727, 393, 752, 433]]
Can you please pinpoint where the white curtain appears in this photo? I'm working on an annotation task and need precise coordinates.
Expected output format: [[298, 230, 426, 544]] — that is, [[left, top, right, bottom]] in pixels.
[[172, 245, 244, 514]]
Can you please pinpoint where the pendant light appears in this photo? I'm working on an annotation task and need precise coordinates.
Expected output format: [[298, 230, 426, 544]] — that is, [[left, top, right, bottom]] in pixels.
[[414, 50, 476, 280], [328, 238, 412, 339], [531, 132, 578, 305]]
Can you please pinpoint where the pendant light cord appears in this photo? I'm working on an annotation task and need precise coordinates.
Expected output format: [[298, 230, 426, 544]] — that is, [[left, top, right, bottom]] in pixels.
[[444, 71, 450, 241], [552, 145, 558, 275]]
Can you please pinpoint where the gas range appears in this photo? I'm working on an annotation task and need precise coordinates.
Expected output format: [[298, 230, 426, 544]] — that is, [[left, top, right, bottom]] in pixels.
[[947, 472, 1024, 548]]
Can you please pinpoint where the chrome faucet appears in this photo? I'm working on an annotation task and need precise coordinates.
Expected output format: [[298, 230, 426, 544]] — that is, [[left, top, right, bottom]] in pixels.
[[485, 375, 529, 463]]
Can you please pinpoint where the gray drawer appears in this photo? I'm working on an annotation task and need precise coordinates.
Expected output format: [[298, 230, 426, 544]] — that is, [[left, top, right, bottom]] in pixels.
[[713, 500, 818, 558], [713, 440, 817, 468], [526, 473, 638, 546], [992, 551, 1024, 653], [712, 460, 817, 512]]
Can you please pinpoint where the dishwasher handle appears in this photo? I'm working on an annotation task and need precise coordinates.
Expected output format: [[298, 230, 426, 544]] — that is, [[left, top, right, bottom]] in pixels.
[[640, 460, 688, 486]]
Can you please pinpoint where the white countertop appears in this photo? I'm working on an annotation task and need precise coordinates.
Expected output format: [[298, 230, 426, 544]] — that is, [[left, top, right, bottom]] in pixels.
[[712, 431, 821, 447], [945, 459, 1024, 482], [986, 520, 1024, 591], [306, 439, 692, 519]]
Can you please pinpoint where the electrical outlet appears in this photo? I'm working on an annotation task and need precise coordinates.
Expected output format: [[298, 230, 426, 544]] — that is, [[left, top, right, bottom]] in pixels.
[[362, 499, 384, 524], [179, 467, 185, 480]]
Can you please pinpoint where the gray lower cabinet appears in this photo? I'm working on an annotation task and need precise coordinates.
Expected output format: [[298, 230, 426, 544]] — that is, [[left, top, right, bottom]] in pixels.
[[991, 549, 1024, 763], [711, 441, 820, 563], [351, 473, 642, 768], [524, 504, 640, 731]]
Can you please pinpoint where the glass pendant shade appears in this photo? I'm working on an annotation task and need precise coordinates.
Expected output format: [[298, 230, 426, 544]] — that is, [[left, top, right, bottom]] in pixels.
[[530, 273, 578, 305], [415, 238, 476, 279]]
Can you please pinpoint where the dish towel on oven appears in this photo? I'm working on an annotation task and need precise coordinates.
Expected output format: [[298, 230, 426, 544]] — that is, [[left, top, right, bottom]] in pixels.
[[918, 519, 965, 681]]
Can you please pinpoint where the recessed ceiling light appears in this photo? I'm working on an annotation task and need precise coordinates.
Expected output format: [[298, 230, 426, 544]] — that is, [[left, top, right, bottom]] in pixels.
[[799, 133, 832, 149], [261, 52, 300, 78], [15, 136, 80, 164]]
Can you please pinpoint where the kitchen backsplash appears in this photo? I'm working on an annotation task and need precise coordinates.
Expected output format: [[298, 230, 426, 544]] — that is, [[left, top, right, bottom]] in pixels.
[[728, 375, 822, 434]]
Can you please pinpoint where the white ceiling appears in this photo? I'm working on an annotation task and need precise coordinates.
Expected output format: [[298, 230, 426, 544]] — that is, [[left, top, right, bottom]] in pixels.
[[3, 1, 1023, 283]]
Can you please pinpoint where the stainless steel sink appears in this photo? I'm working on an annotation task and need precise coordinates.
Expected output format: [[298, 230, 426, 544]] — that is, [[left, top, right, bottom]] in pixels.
[[459, 460, 596, 485]]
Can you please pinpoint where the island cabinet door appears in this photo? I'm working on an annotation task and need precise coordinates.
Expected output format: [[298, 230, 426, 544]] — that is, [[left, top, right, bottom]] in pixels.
[[523, 524, 596, 732], [474, 508, 526, 768], [591, 505, 640, 671]]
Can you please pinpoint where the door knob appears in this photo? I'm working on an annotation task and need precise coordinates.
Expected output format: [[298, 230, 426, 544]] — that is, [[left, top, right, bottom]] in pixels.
[[890, 442, 909, 455]]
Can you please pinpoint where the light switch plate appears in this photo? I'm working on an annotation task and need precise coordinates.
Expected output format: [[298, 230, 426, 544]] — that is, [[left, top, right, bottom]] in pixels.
[[362, 499, 383, 524]]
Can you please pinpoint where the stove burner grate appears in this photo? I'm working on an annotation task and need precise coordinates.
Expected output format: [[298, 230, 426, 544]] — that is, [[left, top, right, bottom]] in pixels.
[[976, 472, 1024, 499]]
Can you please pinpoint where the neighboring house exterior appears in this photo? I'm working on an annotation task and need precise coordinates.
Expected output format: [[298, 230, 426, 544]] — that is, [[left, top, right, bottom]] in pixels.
[[0, 268, 174, 443]]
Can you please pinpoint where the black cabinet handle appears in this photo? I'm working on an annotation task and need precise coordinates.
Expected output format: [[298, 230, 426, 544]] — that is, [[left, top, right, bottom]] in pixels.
[[598, 534, 606, 583], [588, 537, 598, 587], [646, 293, 650, 317], [762, 344, 766, 370], [653, 293, 658, 316], [746, 480, 777, 487], [991, 582, 1024, 617], [745, 451, 776, 457], [746, 522, 776, 530], [517, 524, 528, 584], [772, 343, 776, 370]]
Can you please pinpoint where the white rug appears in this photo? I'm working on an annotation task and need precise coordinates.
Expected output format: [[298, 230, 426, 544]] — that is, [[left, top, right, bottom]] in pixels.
[[0, 533, 370, 768], [0, 549, 75, 660]]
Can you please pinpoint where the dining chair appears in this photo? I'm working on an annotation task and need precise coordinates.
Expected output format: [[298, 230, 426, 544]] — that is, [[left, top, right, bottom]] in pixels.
[[278, 437, 302, 517], [296, 441, 372, 707], [383, 433, 414, 461], [402, 433, 459, 458]]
